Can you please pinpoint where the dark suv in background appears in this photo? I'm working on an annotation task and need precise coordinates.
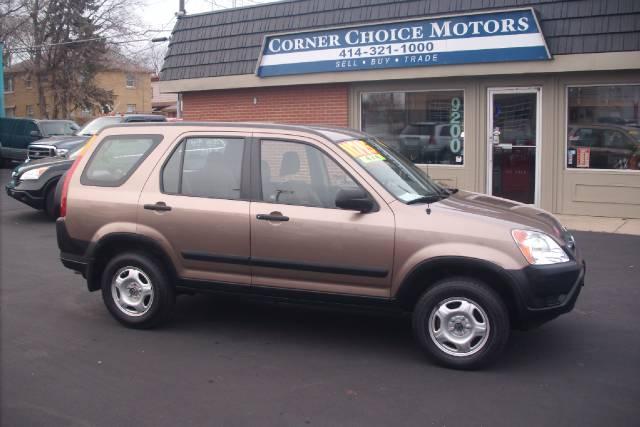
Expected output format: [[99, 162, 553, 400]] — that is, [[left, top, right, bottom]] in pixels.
[[5, 115, 167, 218], [0, 118, 79, 165]]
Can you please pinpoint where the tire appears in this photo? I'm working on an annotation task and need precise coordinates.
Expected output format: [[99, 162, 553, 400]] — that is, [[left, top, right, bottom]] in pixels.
[[101, 252, 175, 329], [44, 185, 58, 219], [412, 277, 510, 370]]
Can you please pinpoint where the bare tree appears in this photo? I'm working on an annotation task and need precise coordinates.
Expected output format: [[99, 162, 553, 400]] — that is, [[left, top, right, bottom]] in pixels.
[[2, 0, 149, 118], [138, 41, 167, 76]]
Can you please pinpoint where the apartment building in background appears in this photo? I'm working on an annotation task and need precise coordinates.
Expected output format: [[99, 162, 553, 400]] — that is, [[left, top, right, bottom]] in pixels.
[[3, 54, 152, 122]]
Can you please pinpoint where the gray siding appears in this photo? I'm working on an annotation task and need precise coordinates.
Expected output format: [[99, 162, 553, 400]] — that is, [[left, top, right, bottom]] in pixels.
[[161, 0, 640, 81]]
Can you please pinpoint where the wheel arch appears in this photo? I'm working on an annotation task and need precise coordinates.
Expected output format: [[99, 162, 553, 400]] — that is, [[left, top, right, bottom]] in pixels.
[[87, 233, 177, 292], [395, 256, 523, 320]]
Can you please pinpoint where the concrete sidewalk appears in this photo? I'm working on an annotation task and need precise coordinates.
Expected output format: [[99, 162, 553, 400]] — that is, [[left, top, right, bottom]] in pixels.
[[555, 214, 640, 236]]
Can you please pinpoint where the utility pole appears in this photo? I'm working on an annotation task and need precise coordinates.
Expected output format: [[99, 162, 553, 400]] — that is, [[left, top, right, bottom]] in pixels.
[[176, 0, 185, 118], [0, 42, 4, 117]]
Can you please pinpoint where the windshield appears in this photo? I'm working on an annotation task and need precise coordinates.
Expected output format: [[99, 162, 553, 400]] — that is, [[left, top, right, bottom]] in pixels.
[[76, 117, 123, 136], [337, 139, 445, 203], [627, 127, 640, 143], [41, 121, 78, 136]]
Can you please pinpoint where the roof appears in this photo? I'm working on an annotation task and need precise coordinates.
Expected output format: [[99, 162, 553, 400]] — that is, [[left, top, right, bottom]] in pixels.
[[161, 0, 640, 81], [101, 121, 366, 142]]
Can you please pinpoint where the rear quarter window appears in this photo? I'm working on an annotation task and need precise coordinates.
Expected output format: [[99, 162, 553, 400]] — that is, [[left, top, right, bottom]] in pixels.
[[80, 134, 162, 187]]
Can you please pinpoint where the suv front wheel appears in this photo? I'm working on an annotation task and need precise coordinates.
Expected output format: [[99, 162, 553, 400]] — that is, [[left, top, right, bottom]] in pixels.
[[101, 252, 175, 328], [412, 277, 510, 369]]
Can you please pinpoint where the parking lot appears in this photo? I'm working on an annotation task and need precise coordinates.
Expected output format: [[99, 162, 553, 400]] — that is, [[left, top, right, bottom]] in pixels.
[[1, 166, 639, 427]]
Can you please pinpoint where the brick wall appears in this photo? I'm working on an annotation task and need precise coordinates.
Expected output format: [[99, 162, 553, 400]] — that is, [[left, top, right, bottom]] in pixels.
[[182, 84, 349, 127]]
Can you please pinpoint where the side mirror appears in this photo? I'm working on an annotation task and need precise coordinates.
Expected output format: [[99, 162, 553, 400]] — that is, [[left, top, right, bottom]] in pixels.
[[335, 188, 374, 213], [30, 130, 41, 138]]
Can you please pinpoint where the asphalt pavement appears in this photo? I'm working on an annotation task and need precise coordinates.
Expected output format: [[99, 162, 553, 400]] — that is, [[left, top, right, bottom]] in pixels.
[[1, 167, 639, 427]]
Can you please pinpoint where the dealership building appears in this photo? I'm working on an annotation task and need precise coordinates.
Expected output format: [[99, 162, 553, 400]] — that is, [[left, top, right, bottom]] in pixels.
[[160, 0, 640, 218]]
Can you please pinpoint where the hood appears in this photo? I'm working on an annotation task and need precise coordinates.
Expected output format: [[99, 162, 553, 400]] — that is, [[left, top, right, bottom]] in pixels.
[[31, 135, 89, 148], [13, 155, 73, 177], [436, 191, 564, 239]]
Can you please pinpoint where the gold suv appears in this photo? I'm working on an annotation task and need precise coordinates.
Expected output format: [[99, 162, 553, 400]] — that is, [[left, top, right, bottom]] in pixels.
[[57, 123, 585, 369]]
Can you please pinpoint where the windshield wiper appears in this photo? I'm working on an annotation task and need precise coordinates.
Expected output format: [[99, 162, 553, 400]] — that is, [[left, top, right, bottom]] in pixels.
[[406, 194, 444, 205]]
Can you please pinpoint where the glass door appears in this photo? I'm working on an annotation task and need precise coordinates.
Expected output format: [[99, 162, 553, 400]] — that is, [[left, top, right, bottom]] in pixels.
[[487, 88, 541, 205]]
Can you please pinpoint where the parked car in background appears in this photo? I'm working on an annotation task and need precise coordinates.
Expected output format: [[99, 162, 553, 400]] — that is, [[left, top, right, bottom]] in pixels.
[[57, 122, 584, 369], [27, 114, 167, 161], [6, 145, 81, 218], [398, 122, 458, 163], [567, 124, 640, 170], [6, 115, 168, 218], [0, 118, 79, 165]]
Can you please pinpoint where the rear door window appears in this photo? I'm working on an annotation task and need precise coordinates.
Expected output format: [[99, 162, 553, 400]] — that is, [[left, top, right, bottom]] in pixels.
[[161, 137, 245, 200], [81, 134, 162, 187]]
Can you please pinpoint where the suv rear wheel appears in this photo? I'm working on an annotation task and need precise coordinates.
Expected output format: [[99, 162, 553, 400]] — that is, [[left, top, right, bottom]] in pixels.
[[412, 277, 509, 369], [101, 252, 174, 328]]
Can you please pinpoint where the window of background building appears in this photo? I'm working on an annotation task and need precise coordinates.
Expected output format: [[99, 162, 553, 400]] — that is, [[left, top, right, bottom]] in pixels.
[[361, 90, 464, 166], [567, 85, 640, 171], [4, 76, 13, 92], [126, 74, 136, 88], [25, 74, 32, 89], [5, 107, 15, 117], [26, 105, 34, 117], [126, 104, 136, 113]]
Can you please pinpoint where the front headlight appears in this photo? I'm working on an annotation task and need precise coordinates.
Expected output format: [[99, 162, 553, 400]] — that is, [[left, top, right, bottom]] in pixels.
[[20, 166, 50, 180], [55, 148, 69, 157], [511, 229, 570, 265]]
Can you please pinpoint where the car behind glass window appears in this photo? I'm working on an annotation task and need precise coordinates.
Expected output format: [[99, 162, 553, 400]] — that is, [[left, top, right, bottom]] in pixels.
[[162, 137, 244, 200], [361, 90, 465, 165], [81, 135, 162, 186], [567, 85, 640, 170]]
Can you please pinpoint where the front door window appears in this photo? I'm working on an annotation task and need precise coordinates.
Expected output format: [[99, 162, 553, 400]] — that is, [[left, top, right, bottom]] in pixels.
[[489, 89, 539, 204], [260, 140, 360, 208]]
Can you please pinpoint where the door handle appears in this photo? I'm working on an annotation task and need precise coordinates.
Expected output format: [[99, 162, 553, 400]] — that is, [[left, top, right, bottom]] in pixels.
[[256, 213, 289, 222], [144, 201, 172, 212]]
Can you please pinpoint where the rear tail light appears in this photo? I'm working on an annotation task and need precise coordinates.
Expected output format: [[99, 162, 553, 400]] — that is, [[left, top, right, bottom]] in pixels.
[[60, 156, 82, 218], [428, 136, 435, 144], [60, 136, 96, 218]]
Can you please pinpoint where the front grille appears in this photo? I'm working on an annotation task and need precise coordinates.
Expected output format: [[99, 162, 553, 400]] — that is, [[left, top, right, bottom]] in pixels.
[[28, 145, 56, 160]]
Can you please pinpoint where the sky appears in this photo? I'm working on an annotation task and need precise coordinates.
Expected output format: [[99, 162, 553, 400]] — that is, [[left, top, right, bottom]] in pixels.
[[138, 0, 282, 39], [129, 0, 282, 70]]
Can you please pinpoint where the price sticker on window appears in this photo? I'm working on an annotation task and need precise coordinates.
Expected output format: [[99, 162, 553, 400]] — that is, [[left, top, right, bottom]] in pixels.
[[339, 140, 385, 163]]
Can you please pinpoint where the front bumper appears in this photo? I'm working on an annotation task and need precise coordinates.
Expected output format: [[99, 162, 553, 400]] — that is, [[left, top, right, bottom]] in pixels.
[[5, 181, 45, 210], [508, 258, 586, 329]]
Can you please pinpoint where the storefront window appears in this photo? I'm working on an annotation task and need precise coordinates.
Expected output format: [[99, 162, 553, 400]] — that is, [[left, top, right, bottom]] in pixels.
[[361, 90, 464, 165], [567, 85, 640, 171]]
